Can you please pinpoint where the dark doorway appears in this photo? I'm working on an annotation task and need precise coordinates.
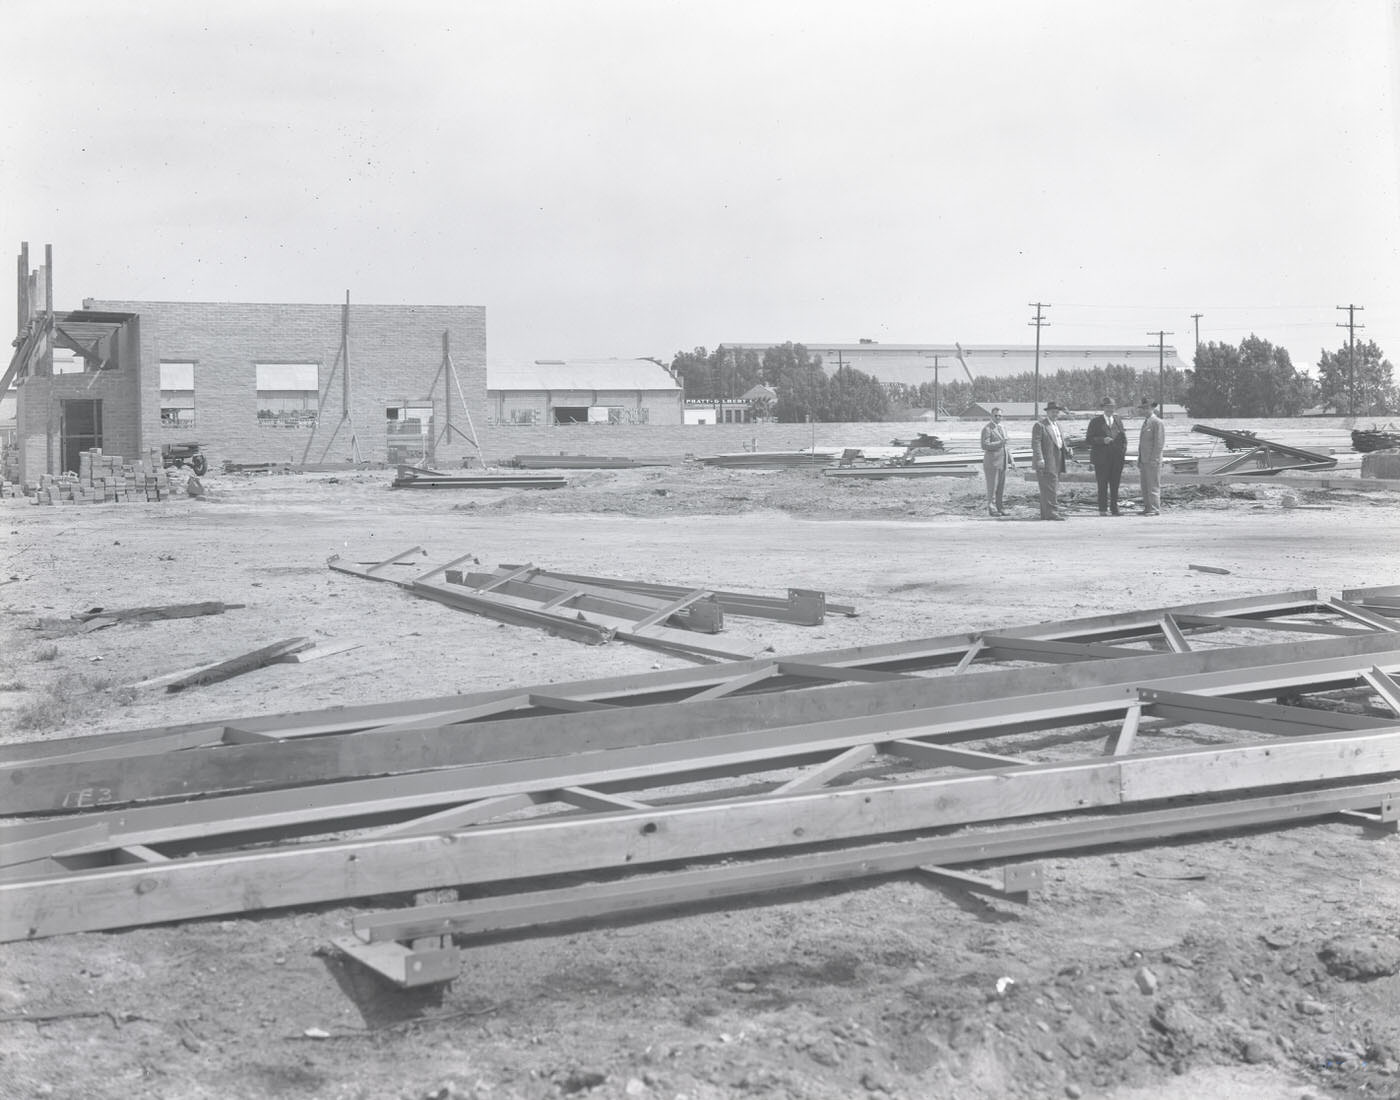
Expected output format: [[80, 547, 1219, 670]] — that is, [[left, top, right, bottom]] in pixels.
[[60, 399, 102, 473]]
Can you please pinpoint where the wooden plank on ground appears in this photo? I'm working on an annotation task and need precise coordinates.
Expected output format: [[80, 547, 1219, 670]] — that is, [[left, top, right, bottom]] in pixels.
[[166, 638, 313, 692]]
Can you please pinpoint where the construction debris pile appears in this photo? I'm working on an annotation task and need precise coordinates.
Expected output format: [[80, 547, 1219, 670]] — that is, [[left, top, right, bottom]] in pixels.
[[31, 448, 172, 505]]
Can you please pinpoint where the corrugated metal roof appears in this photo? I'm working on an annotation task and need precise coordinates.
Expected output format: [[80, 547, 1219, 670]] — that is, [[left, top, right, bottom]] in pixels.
[[489, 359, 680, 392]]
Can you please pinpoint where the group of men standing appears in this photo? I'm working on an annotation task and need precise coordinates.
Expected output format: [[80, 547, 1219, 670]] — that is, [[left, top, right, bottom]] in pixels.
[[979, 399, 1165, 520]]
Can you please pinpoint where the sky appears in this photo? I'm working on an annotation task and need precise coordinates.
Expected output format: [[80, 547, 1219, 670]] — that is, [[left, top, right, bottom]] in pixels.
[[3, 0, 1398, 374]]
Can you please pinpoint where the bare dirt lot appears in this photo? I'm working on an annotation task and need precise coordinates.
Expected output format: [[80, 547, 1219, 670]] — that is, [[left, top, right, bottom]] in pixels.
[[1, 462, 1398, 1100]]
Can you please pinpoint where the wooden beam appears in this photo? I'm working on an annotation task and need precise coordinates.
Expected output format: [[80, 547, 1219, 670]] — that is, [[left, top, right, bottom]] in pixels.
[[1171, 613, 1367, 637], [1159, 615, 1192, 654], [166, 638, 312, 692], [366, 794, 539, 838], [885, 740, 1023, 770], [5, 729, 1398, 941], [5, 637, 1397, 814], [1109, 704, 1142, 756], [553, 787, 652, 812], [347, 780, 1399, 946], [1138, 687, 1387, 737], [771, 744, 878, 794], [1362, 668, 1400, 717]]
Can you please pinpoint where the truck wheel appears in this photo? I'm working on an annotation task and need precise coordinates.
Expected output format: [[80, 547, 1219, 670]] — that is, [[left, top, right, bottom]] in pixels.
[[190, 454, 208, 476]]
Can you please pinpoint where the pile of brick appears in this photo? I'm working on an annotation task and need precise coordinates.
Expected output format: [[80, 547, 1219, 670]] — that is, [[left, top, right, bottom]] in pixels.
[[35, 448, 173, 504]]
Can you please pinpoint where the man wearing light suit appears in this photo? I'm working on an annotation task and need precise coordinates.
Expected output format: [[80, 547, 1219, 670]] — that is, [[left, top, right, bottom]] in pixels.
[[979, 407, 1013, 516], [1137, 397, 1166, 515], [1030, 401, 1068, 520], [1085, 396, 1128, 515]]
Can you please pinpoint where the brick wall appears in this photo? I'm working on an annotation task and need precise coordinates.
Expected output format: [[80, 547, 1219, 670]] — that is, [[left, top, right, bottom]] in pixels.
[[84, 300, 487, 469]]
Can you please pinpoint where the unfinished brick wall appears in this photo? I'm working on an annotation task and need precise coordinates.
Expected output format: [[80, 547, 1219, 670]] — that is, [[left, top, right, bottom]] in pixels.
[[84, 300, 487, 470]]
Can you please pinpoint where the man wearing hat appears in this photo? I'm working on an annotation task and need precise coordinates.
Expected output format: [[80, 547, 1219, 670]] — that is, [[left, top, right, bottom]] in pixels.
[[1085, 397, 1128, 515], [1030, 401, 1068, 520], [1137, 397, 1165, 516]]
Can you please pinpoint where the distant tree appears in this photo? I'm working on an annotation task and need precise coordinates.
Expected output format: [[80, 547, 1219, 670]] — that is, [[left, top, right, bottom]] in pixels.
[[1186, 336, 1314, 417], [670, 347, 716, 400], [765, 344, 827, 422], [1315, 339, 1394, 415], [914, 366, 1185, 416], [830, 367, 890, 422]]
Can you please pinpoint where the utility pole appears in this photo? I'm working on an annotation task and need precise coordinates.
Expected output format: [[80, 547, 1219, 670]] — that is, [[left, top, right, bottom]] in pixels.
[[1028, 303, 1050, 416], [834, 349, 846, 422], [1148, 330, 1174, 406], [931, 354, 941, 422], [1190, 313, 1203, 352], [1336, 304, 1365, 415]]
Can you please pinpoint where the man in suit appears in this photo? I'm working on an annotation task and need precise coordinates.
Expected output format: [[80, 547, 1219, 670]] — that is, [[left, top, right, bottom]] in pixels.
[[1030, 401, 1068, 520], [979, 407, 1013, 516], [1137, 397, 1166, 516], [1085, 396, 1128, 515]]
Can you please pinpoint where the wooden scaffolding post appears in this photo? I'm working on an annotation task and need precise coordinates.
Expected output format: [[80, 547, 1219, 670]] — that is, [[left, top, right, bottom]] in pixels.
[[301, 291, 362, 466], [432, 330, 481, 463]]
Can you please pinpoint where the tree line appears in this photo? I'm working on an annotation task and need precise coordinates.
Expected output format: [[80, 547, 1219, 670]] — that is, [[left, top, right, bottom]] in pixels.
[[669, 336, 1396, 423]]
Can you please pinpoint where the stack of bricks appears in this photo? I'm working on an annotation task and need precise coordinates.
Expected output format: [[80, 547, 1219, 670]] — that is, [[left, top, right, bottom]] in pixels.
[[36, 448, 172, 504]]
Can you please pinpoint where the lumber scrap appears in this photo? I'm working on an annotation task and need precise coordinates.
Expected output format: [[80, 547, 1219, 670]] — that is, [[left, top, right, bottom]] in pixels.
[[73, 602, 244, 628], [165, 638, 313, 692]]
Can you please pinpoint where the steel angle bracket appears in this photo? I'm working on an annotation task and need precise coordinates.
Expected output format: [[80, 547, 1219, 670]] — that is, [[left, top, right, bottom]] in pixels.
[[1337, 792, 1399, 835], [915, 862, 1045, 905], [330, 933, 461, 988]]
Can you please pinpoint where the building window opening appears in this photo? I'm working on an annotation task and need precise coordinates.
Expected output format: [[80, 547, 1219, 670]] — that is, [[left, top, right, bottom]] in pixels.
[[160, 361, 196, 427], [256, 363, 320, 428], [552, 406, 588, 424]]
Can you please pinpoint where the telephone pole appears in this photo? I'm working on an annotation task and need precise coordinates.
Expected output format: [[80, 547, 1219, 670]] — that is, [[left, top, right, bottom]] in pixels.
[[931, 354, 942, 422], [1148, 330, 1174, 406], [1336, 304, 1365, 415], [1190, 313, 1203, 352], [1029, 303, 1050, 416]]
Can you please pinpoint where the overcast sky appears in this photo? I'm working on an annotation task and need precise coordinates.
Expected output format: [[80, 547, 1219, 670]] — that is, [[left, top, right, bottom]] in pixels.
[[4, 0, 1397, 373]]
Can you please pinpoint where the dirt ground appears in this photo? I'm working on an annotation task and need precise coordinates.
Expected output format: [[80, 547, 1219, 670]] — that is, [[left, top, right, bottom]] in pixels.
[[1, 460, 1398, 1100]]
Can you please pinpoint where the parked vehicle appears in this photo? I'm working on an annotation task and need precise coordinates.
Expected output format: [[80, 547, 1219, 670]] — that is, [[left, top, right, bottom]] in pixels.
[[161, 442, 207, 476]]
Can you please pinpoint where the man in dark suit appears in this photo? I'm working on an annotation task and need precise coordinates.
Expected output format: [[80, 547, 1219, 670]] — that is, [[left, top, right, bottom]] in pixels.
[[1085, 396, 1128, 515], [1030, 401, 1068, 520]]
